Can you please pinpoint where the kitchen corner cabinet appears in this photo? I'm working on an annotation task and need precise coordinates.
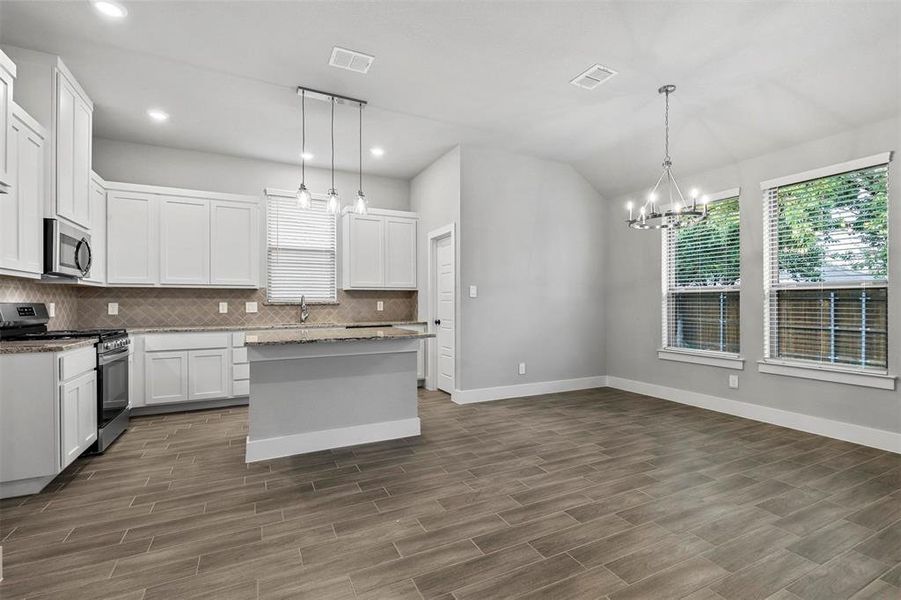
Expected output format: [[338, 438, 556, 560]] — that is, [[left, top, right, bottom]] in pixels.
[[0, 104, 45, 278], [0, 49, 15, 193], [0, 47, 93, 230], [342, 209, 418, 290], [106, 182, 260, 288]]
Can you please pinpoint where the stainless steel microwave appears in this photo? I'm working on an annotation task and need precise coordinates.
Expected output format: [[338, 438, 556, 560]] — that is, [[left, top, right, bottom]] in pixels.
[[44, 218, 92, 278]]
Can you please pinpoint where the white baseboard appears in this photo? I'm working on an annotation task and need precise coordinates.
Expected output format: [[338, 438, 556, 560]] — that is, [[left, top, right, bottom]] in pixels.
[[606, 376, 901, 454], [245, 417, 421, 462], [452, 376, 609, 404]]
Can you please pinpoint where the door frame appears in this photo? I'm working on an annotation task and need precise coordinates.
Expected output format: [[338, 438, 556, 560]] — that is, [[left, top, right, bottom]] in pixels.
[[426, 223, 455, 392]]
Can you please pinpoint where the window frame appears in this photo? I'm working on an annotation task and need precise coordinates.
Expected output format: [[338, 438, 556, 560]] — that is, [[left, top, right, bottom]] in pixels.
[[760, 153, 894, 387], [660, 187, 744, 368], [265, 188, 338, 305]]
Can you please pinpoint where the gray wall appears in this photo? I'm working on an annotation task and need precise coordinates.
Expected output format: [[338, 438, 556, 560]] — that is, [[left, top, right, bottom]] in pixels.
[[410, 146, 461, 322], [93, 138, 411, 211], [459, 146, 606, 391], [604, 116, 901, 434]]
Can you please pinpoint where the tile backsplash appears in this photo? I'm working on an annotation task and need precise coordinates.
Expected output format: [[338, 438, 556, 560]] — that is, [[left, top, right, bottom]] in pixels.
[[0, 276, 417, 330]]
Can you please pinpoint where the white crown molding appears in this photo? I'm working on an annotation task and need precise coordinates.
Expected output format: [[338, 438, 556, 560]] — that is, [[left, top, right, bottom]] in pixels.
[[452, 376, 609, 404], [245, 417, 421, 462], [606, 376, 900, 454]]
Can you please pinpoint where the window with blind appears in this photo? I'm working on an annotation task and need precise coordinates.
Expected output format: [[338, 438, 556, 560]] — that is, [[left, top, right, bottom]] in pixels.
[[267, 193, 337, 303], [763, 155, 890, 371], [663, 194, 741, 354]]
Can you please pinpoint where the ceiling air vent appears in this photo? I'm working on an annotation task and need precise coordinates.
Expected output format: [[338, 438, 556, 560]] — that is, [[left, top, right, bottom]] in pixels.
[[329, 46, 375, 74], [570, 64, 617, 90]]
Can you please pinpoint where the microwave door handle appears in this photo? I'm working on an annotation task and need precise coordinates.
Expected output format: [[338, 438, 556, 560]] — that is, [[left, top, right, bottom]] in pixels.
[[75, 237, 92, 276]]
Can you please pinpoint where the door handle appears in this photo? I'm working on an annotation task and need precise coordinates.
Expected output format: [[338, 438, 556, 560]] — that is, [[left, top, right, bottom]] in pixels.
[[434, 319, 441, 325]]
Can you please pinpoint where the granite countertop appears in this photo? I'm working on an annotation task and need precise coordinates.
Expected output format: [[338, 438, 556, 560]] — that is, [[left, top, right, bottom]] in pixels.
[[0, 338, 97, 355], [128, 321, 427, 334], [244, 326, 434, 346]]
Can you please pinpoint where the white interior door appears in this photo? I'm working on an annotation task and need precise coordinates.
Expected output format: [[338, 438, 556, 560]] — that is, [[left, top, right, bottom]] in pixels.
[[433, 233, 455, 393]]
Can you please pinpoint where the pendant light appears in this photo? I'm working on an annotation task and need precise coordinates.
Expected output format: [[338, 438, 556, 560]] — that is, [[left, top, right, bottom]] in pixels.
[[625, 85, 707, 230], [354, 102, 368, 215], [326, 96, 340, 215], [296, 90, 312, 210]]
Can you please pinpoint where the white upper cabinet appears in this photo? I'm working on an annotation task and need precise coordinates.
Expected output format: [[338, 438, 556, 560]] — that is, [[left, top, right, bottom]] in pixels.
[[342, 209, 418, 290], [107, 191, 159, 285], [160, 195, 210, 285], [105, 182, 261, 288], [210, 200, 259, 287], [0, 47, 93, 230], [0, 104, 45, 277], [85, 172, 107, 285], [0, 49, 15, 193]]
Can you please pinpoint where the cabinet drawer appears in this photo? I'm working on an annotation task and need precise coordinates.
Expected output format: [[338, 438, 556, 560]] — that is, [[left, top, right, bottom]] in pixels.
[[144, 333, 230, 352], [232, 347, 248, 364], [59, 346, 96, 382], [233, 379, 249, 396], [232, 363, 250, 380]]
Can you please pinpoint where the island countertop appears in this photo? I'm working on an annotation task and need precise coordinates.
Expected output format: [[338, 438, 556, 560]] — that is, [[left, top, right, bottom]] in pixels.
[[244, 326, 434, 346]]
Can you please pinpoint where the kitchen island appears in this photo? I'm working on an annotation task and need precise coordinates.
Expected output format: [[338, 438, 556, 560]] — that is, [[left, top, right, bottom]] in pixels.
[[243, 326, 434, 462]]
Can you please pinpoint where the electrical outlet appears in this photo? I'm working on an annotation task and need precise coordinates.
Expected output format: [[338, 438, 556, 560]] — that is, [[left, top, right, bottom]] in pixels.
[[107, 302, 119, 316], [376, 301, 384, 312], [245, 301, 258, 314], [518, 362, 526, 375], [469, 285, 478, 298], [218, 302, 228, 314], [47, 303, 56, 318], [729, 374, 739, 389]]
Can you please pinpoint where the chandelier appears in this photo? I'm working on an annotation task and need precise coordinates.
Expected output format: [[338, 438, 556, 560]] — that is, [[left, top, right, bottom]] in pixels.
[[626, 84, 707, 230]]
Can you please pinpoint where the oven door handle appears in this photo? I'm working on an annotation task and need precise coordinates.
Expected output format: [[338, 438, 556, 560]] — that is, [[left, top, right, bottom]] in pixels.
[[99, 348, 129, 365]]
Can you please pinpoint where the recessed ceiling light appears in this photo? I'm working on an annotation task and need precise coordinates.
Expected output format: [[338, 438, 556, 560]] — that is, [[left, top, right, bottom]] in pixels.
[[93, 1, 128, 19], [301, 152, 314, 161], [146, 109, 169, 123], [369, 147, 384, 157]]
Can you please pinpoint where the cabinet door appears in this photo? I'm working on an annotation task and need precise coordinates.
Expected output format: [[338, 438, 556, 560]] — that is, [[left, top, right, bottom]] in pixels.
[[107, 192, 158, 284], [86, 179, 106, 283], [349, 215, 384, 288], [188, 349, 230, 400], [60, 370, 96, 469], [0, 54, 12, 189], [1, 111, 44, 275], [145, 351, 189, 405], [160, 196, 210, 285], [384, 218, 417, 288], [210, 200, 259, 287], [54, 71, 91, 229]]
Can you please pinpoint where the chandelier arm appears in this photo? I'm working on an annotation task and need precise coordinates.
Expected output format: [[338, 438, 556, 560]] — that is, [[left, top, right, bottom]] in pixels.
[[668, 168, 688, 207], [646, 168, 668, 212]]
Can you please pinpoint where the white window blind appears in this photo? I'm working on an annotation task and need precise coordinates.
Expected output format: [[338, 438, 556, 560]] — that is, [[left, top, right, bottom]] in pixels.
[[763, 159, 890, 371], [266, 193, 336, 303], [663, 195, 741, 354]]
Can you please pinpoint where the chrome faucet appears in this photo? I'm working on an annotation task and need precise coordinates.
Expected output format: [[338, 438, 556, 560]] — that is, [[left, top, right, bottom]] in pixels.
[[299, 295, 310, 323]]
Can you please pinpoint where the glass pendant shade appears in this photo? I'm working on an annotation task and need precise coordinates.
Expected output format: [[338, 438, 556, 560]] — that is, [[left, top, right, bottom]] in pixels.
[[326, 189, 340, 214], [296, 183, 312, 210], [354, 191, 368, 215]]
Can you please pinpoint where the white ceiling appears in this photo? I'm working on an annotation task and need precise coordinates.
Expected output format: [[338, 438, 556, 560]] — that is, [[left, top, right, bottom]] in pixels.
[[1, 1, 898, 198]]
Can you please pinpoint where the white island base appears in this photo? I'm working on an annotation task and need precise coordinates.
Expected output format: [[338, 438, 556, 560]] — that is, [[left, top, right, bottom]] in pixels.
[[244, 335, 422, 462]]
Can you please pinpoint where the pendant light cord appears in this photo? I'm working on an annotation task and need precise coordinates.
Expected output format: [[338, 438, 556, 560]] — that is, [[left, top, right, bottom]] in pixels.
[[359, 103, 363, 193], [663, 89, 671, 166], [301, 90, 306, 183], [330, 97, 336, 190]]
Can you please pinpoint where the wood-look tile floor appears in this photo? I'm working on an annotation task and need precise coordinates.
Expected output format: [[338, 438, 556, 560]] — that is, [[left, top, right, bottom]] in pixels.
[[1, 387, 899, 600]]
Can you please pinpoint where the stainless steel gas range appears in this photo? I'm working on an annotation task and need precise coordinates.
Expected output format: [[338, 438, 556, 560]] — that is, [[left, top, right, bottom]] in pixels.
[[0, 302, 130, 452]]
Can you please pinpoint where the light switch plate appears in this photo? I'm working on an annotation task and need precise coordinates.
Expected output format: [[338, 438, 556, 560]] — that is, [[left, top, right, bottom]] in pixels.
[[47, 303, 56, 318], [518, 362, 526, 375], [377, 301, 384, 312], [219, 302, 228, 314], [245, 301, 258, 314], [728, 374, 739, 389], [107, 302, 119, 316], [469, 285, 478, 298]]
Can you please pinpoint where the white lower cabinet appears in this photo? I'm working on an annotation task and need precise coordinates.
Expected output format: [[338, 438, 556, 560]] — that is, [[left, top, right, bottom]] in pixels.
[[136, 332, 248, 409], [188, 349, 230, 400], [60, 370, 97, 469], [145, 350, 189, 405]]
